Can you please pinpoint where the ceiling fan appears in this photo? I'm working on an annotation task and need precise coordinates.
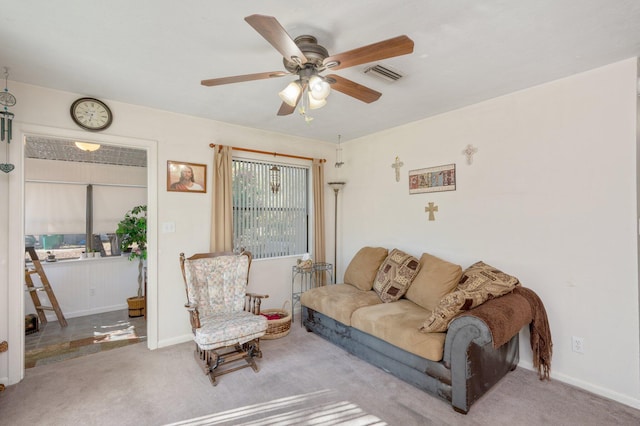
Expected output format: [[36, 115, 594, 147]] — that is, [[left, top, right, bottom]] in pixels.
[[201, 14, 414, 119]]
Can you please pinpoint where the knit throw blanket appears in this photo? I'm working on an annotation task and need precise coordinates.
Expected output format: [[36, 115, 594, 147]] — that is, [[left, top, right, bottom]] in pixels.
[[459, 286, 553, 380]]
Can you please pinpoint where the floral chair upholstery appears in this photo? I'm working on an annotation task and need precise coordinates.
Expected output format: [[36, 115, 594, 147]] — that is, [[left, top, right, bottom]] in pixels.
[[180, 251, 268, 385]]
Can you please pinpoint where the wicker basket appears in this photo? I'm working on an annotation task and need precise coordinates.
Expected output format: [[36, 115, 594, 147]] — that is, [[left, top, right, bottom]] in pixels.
[[127, 296, 145, 318], [261, 300, 291, 340]]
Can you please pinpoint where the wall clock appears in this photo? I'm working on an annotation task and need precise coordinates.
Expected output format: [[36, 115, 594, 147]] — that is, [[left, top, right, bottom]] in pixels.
[[70, 97, 113, 131]]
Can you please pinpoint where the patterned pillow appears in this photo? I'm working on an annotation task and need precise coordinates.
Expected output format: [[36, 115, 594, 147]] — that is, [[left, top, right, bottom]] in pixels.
[[420, 290, 468, 332], [420, 261, 519, 332], [373, 249, 421, 303]]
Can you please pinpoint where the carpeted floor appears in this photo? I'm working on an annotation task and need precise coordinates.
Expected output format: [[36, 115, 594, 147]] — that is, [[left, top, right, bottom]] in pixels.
[[165, 389, 386, 425], [2, 323, 640, 425]]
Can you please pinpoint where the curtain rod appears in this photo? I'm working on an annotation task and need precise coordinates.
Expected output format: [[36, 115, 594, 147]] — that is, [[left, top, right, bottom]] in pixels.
[[209, 143, 325, 163]]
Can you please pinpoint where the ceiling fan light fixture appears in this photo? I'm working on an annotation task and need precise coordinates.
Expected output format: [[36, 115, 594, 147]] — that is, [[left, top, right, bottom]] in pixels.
[[278, 81, 302, 107], [309, 75, 331, 100], [308, 92, 327, 110], [74, 141, 101, 152]]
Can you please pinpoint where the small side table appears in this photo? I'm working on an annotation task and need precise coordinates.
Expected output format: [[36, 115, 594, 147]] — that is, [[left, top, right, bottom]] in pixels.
[[291, 262, 333, 323]]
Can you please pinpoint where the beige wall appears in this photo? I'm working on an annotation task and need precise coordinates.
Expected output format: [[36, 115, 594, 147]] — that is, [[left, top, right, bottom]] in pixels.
[[340, 58, 640, 408]]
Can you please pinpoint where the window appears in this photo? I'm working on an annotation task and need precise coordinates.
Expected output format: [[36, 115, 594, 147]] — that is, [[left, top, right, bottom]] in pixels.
[[232, 159, 309, 259], [24, 137, 147, 261], [25, 182, 146, 260]]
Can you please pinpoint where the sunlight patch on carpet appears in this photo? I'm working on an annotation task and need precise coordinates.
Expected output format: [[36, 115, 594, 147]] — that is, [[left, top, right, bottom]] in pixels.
[[25, 317, 146, 368], [165, 390, 386, 426], [94, 323, 138, 341]]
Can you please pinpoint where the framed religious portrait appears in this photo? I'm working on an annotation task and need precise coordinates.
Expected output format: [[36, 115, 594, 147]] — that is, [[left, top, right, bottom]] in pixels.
[[409, 164, 456, 194], [167, 161, 207, 193]]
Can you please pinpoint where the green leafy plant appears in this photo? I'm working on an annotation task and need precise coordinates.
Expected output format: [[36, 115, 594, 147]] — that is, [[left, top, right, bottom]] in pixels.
[[117, 205, 147, 260], [117, 205, 147, 298]]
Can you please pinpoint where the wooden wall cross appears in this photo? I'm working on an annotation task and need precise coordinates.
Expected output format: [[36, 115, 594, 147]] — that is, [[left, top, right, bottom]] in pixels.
[[391, 156, 403, 182], [425, 202, 438, 221]]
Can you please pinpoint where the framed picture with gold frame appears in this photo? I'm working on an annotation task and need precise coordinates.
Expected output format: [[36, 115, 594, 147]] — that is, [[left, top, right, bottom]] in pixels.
[[167, 161, 207, 193]]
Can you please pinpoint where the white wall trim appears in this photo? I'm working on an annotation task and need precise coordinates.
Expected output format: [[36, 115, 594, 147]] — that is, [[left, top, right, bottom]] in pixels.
[[157, 334, 193, 349], [518, 360, 640, 410]]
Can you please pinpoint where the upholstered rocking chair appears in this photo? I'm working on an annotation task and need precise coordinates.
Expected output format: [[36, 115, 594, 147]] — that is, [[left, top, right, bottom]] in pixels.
[[179, 251, 268, 385]]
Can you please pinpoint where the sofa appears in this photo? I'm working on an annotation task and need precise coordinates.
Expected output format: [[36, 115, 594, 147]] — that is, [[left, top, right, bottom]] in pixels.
[[301, 247, 545, 414]]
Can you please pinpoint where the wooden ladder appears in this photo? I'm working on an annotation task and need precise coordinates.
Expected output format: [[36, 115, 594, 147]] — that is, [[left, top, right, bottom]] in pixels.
[[25, 246, 67, 327]]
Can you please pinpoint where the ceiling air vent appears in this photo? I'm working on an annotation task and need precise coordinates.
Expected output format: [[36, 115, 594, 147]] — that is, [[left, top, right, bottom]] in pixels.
[[364, 64, 404, 82]]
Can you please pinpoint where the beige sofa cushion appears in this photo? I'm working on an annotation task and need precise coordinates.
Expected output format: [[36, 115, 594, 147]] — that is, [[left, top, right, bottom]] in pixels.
[[404, 253, 462, 311], [343, 247, 389, 291], [351, 299, 446, 361], [300, 284, 383, 326], [373, 249, 421, 302], [420, 261, 520, 333]]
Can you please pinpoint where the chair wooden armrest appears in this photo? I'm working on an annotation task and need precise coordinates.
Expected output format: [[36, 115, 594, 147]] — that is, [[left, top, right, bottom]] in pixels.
[[245, 293, 269, 315], [184, 303, 201, 330]]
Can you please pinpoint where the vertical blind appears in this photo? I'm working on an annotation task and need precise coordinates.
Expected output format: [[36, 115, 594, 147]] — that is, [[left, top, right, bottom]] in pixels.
[[232, 159, 308, 259]]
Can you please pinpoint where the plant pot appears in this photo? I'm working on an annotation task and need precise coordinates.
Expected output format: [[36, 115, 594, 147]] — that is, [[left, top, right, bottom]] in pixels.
[[127, 296, 145, 318]]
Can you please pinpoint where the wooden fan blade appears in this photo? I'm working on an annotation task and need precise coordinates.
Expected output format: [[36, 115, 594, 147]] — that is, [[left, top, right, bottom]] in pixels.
[[201, 71, 288, 87], [323, 35, 414, 71], [245, 14, 308, 65], [277, 102, 296, 116], [326, 74, 382, 103], [276, 86, 303, 116]]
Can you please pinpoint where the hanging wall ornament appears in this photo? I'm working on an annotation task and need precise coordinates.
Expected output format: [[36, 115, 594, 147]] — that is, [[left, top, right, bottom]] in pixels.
[[462, 144, 478, 165], [334, 134, 344, 168], [0, 67, 16, 173], [391, 156, 403, 182]]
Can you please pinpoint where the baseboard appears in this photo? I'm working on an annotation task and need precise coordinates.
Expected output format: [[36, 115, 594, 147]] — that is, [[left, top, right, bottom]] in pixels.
[[157, 333, 193, 349], [41, 304, 128, 321], [517, 360, 640, 410]]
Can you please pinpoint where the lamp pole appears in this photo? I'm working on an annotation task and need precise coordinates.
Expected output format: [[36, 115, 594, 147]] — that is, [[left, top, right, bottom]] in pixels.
[[328, 182, 345, 283]]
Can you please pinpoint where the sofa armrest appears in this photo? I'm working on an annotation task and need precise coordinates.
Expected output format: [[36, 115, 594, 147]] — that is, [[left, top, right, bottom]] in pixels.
[[443, 300, 521, 413], [443, 316, 493, 367]]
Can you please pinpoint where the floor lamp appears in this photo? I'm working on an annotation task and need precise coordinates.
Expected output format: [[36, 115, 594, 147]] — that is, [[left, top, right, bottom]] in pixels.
[[328, 181, 345, 283]]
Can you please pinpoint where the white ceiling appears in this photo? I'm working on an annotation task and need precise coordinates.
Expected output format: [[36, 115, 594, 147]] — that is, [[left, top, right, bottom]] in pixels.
[[2, 1, 640, 143]]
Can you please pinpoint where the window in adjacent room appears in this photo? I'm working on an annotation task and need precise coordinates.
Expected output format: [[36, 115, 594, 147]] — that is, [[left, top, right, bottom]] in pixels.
[[232, 159, 309, 259]]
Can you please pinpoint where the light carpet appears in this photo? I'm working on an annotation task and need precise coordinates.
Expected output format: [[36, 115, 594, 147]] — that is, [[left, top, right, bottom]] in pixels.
[[2, 323, 640, 425], [166, 389, 385, 426]]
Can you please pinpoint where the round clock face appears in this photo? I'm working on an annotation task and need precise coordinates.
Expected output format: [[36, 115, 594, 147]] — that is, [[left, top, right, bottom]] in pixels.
[[70, 97, 113, 131]]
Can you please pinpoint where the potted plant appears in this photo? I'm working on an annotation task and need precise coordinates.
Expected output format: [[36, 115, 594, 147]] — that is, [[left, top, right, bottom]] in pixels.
[[116, 205, 147, 317]]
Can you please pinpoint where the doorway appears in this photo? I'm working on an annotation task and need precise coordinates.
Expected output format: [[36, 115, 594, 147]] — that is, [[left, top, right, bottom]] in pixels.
[[6, 125, 159, 383], [23, 136, 148, 367]]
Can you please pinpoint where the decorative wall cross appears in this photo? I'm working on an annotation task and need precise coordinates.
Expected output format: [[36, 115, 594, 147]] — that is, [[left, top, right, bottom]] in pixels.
[[425, 202, 438, 221], [391, 156, 403, 182], [462, 144, 478, 165]]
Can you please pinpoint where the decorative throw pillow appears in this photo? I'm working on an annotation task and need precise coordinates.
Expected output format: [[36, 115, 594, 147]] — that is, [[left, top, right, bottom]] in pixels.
[[420, 261, 519, 333], [457, 261, 519, 300], [373, 249, 421, 302], [405, 253, 462, 311], [420, 290, 468, 332], [344, 247, 389, 291]]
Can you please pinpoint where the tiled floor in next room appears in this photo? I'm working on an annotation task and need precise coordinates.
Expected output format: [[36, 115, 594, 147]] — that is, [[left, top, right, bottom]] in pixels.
[[25, 309, 147, 352]]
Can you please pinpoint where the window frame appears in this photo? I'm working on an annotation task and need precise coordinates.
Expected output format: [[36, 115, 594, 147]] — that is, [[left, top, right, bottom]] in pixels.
[[231, 155, 313, 260]]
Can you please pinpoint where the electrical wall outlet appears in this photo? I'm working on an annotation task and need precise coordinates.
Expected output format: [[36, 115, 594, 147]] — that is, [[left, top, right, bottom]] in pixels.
[[89, 288, 96, 297], [572, 336, 584, 354]]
